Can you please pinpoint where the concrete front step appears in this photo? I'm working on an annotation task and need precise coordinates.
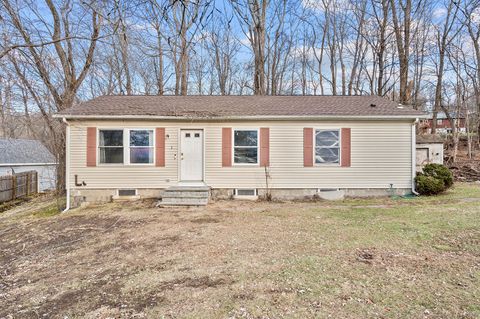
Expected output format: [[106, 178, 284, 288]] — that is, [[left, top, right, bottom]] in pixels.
[[162, 191, 209, 198], [165, 186, 210, 192], [160, 197, 209, 206], [159, 185, 210, 206]]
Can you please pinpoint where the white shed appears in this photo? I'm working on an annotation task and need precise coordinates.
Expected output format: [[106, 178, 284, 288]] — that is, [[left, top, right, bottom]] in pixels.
[[416, 135, 444, 171], [0, 139, 57, 191]]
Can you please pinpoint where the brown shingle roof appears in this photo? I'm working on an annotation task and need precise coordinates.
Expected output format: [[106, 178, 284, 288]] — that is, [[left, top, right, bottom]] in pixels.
[[57, 95, 426, 119]]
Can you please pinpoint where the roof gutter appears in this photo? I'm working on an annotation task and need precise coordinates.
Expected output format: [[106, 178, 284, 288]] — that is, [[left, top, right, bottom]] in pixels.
[[53, 114, 428, 121], [62, 117, 71, 212], [412, 118, 420, 196]]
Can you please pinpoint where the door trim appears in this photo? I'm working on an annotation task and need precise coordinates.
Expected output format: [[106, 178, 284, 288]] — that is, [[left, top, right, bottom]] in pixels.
[[178, 128, 205, 182]]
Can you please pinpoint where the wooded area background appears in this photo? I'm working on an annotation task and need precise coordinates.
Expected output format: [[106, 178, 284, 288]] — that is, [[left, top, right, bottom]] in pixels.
[[1, 0, 479, 190]]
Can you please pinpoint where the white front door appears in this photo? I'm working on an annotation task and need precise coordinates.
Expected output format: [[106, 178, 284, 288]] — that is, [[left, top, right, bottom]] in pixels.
[[180, 129, 203, 181]]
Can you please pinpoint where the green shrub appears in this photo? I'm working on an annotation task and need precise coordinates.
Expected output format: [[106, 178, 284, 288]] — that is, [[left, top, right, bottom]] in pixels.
[[415, 175, 446, 196], [422, 163, 454, 188]]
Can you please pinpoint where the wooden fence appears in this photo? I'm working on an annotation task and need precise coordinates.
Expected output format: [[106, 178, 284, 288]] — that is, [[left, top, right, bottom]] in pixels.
[[0, 171, 38, 203]]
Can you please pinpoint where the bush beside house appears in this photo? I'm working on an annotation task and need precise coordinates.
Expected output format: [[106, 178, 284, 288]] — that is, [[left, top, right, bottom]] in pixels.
[[415, 163, 454, 196]]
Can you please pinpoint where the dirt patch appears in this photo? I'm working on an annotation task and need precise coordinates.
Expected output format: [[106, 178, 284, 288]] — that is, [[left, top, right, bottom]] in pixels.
[[0, 215, 125, 267], [160, 276, 234, 289], [355, 248, 376, 264], [232, 292, 255, 300], [191, 216, 220, 224]]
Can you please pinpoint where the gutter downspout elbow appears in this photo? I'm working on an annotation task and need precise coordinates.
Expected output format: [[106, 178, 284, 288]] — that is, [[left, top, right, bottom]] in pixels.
[[62, 117, 71, 212], [412, 118, 420, 196]]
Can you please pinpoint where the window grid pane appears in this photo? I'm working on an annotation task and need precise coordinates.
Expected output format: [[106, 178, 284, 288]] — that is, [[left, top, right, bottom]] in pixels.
[[100, 147, 124, 164], [315, 147, 339, 164], [234, 130, 258, 147], [234, 147, 258, 164], [99, 130, 123, 146], [130, 130, 153, 147], [130, 147, 154, 164]]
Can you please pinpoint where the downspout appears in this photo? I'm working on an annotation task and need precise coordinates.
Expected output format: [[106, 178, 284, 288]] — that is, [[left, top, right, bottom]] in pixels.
[[62, 118, 71, 212], [411, 118, 419, 195]]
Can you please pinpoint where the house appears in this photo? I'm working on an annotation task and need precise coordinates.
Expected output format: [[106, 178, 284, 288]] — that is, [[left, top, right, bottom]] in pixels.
[[420, 111, 467, 134], [416, 134, 444, 171], [0, 139, 57, 191], [54, 95, 426, 207]]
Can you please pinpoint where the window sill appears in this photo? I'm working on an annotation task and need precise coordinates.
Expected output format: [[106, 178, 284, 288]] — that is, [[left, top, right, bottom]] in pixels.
[[232, 163, 260, 167], [97, 163, 155, 167], [313, 163, 341, 167]]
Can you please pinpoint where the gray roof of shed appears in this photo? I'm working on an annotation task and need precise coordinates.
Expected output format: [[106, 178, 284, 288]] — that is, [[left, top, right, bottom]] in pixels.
[[0, 139, 56, 165], [56, 95, 426, 119], [416, 135, 445, 144]]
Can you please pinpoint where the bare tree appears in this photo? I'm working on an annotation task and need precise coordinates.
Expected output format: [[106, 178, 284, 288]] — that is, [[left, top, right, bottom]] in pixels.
[[389, 0, 414, 104], [143, 0, 167, 95], [0, 0, 103, 190], [459, 0, 480, 138], [347, 0, 368, 95], [431, 0, 460, 134], [164, 0, 211, 95], [230, 0, 268, 95], [1, 0, 101, 111], [205, 12, 240, 95]]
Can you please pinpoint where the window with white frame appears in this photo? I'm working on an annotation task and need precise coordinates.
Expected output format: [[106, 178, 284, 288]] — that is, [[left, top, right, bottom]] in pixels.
[[98, 129, 154, 164], [315, 129, 340, 164], [233, 129, 258, 164], [99, 130, 124, 164], [129, 130, 154, 164]]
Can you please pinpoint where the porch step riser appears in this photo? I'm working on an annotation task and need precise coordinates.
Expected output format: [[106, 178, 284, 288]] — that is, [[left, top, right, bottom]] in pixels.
[[162, 191, 209, 198], [160, 197, 209, 206]]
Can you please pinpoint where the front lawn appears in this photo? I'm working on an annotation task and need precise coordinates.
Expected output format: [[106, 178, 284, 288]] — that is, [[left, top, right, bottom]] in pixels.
[[0, 184, 479, 318]]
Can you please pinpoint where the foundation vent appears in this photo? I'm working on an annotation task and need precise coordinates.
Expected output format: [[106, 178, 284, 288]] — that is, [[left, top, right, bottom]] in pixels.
[[235, 189, 257, 196], [118, 189, 137, 196]]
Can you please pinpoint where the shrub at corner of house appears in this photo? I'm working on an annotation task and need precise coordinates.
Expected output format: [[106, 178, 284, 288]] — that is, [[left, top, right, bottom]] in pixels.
[[422, 163, 454, 188], [415, 174, 446, 196]]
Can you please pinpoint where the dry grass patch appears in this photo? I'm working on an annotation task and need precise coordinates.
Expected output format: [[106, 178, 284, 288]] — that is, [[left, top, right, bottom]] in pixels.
[[0, 184, 479, 318]]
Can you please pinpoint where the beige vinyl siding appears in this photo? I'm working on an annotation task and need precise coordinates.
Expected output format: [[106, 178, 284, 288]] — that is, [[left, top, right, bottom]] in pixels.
[[68, 120, 413, 190], [69, 123, 179, 189]]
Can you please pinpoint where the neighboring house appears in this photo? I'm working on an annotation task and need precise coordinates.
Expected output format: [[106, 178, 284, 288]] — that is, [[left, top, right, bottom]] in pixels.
[[420, 111, 466, 134], [416, 135, 444, 172], [55, 95, 426, 207], [0, 139, 57, 191]]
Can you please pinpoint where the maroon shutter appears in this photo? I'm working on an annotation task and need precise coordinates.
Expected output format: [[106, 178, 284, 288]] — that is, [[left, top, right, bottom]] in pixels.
[[260, 128, 270, 166], [303, 128, 313, 167], [86, 127, 96, 167], [222, 128, 232, 167], [341, 128, 351, 167], [155, 128, 165, 167]]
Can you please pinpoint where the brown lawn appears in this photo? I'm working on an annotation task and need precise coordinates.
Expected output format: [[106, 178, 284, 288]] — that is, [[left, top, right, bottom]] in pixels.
[[0, 184, 479, 318]]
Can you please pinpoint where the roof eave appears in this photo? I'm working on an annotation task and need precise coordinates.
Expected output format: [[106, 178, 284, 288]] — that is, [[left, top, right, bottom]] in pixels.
[[54, 114, 427, 121]]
